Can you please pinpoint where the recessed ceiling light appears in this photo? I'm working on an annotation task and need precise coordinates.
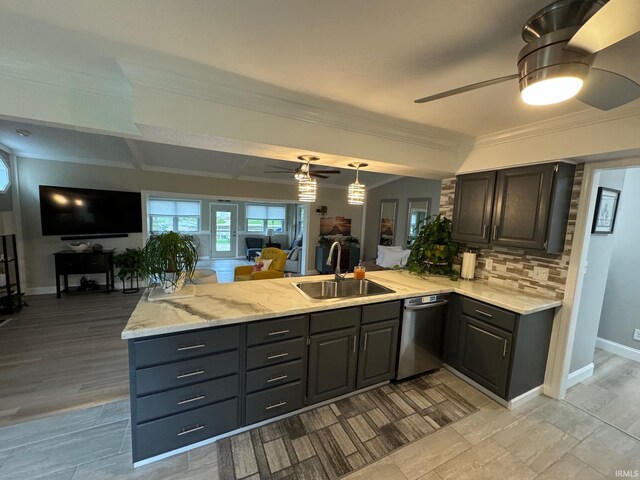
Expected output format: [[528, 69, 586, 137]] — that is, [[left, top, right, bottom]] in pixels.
[[16, 129, 31, 138]]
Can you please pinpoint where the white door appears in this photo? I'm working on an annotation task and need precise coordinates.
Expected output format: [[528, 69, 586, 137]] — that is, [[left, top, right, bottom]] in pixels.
[[211, 205, 238, 258]]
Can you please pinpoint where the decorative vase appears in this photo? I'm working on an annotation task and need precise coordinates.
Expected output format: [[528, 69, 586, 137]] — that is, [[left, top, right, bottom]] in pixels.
[[162, 273, 186, 294]]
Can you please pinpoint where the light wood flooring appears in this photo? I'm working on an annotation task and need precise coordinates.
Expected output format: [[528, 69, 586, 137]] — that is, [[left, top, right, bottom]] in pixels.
[[196, 258, 252, 283], [566, 348, 640, 440], [0, 291, 141, 427]]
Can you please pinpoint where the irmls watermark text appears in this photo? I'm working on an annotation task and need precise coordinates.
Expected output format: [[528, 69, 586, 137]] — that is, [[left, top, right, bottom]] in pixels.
[[616, 471, 639, 478]]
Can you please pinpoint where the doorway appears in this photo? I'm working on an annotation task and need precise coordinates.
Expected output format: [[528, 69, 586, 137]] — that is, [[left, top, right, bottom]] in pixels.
[[210, 204, 238, 258]]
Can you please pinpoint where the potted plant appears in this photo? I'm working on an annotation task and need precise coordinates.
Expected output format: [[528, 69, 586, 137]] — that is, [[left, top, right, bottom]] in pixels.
[[406, 214, 459, 277], [142, 232, 199, 293], [113, 248, 144, 294]]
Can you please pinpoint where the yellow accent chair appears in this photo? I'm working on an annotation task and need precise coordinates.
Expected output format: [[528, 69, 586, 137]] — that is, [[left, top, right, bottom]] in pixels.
[[234, 247, 287, 281]]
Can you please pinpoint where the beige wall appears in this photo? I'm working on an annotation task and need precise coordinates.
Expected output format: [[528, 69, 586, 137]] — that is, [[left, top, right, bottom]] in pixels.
[[17, 157, 365, 290]]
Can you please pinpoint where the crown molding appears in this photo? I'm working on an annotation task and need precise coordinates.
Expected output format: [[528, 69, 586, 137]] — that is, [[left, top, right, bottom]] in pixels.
[[120, 62, 467, 153], [142, 165, 234, 180], [0, 54, 132, 100], [16, 152, 134, 170], [472, 103, 640, 150]]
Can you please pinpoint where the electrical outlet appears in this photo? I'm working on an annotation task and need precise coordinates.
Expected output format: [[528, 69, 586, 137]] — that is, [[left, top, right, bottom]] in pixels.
[[485, 259, 493, 270], [634, 329, 640, 342], [533, 266, 549, 281]]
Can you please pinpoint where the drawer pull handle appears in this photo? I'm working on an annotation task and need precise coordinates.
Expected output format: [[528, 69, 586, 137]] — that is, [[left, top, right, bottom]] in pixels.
[[474, 309, 493, 319], [178, 425, 204, 436], [268, 329, 290, 336], [266, 401, 287, 411], [267, 374, 288, 383], [363, 332, 368, 351], [267, 352, 289, 360], [177, 395, 205, 405], [502, 339, 509, 358], [177, 344, 206, 351], [177, 370, 205, 379]]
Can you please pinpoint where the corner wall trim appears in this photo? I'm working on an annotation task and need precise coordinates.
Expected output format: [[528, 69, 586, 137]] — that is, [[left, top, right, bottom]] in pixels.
[[566, 362, 594, 389], [596, 337, 640, 363]]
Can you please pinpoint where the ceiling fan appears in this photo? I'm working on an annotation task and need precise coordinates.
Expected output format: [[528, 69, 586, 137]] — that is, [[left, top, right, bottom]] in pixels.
[[415, 0, 640, 110], [265, 155, 341, 179]]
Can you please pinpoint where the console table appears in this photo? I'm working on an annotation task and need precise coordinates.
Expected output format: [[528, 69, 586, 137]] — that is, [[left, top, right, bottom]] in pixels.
[[54, 250, 115, 298]]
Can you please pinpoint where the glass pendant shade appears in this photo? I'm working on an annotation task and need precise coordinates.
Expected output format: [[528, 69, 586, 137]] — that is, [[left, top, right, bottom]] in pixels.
[[347, 162, 367, 205], [298, 177, 317, 202]]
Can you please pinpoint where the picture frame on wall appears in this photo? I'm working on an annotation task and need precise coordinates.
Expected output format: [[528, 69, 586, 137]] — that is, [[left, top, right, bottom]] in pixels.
[[591, 187, 620, 234]]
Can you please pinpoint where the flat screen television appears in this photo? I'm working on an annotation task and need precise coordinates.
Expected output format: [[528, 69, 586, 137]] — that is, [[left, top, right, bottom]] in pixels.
[[39, 185, 143, 236]]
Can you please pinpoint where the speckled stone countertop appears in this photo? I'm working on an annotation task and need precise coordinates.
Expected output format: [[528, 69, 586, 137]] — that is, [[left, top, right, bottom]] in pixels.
[[121, 270, 562, 340]]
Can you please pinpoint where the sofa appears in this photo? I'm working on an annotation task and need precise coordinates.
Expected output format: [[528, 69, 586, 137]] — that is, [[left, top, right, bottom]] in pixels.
[[284, 235, 303, 273]]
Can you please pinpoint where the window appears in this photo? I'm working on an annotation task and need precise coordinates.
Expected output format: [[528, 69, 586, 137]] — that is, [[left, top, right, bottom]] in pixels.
[[246, 204, 286, 233], [148, 199, 201, 233]]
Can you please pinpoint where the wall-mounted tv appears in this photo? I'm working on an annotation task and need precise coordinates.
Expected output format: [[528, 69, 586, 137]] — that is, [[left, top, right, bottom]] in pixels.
[[39, 185, 143, 236]]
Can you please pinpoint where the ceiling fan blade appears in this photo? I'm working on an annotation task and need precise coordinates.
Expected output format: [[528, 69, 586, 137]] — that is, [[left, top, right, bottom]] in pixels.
[[414, 74, 519, 104], [566, 0, 640, 55], [311, 169, 341, 174], [577, 68, 640, 110], [264, 170, 292, 174], [310, 173, 329, 179]]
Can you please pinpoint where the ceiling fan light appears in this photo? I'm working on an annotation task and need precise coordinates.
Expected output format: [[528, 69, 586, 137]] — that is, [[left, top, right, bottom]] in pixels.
[[298, 177, 317, 202], [521, 76, 584, 105]]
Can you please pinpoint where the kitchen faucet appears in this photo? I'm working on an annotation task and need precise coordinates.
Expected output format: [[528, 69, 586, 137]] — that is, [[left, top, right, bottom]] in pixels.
[[326, 241, 347, 281]]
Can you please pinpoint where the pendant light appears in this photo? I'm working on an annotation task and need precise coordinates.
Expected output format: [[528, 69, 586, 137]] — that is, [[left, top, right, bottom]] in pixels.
[[347, 162, 367, 205], [297, 156, 317, 202]]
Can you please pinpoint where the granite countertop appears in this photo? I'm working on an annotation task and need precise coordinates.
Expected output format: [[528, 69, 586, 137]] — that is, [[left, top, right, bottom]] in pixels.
[[121, 270, 562, 340]]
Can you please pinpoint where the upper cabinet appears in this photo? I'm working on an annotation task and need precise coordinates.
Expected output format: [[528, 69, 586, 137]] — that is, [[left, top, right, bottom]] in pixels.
[[451, 171, 496, 244], [452, 163, 575, 254]]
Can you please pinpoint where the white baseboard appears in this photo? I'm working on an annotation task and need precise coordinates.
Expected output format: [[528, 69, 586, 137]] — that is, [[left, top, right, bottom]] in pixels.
[[26, 286, 57, 295], [507, 386, 544, 410], [566, 362, 594, 389], [596, 337, 640, 363]]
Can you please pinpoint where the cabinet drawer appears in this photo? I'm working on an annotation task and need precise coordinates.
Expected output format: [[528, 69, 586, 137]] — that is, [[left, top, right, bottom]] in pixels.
[[133, 325, 240, 368], [134, 398, 239, 462], [136, 350, 239, 396], [55, 255, 81, 273], [309, 307, 360, 334], [362, 301, 400, 324], [461, 296, 516, 332], [136, 374, 239, 423], [244, 381, 303, 425], [247, 315, 305, 346], [81, 255, 106, 273], [246, 359, 303, 393], [246, 338, 304, 370]]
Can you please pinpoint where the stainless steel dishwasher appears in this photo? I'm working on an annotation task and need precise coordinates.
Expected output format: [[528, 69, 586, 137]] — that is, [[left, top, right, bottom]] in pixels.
[[395, 294, 449, 381]]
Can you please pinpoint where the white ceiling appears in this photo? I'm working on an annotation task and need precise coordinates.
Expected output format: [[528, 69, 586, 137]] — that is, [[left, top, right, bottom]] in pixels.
[[0, 119, 396, 187], [0, 0, 637, 137]]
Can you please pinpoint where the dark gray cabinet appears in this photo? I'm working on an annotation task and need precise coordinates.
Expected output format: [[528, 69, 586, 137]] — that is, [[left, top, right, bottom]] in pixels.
[[449, 295, 555, 401], [452, 163, 575, 254], [452, 171, 496, 244], [307, 327, 358, 404], [357, 319, 399, 389], [458, 315, 512, 397]]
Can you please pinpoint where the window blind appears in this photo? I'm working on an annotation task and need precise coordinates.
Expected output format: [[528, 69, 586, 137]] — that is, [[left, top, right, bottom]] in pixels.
[[148, 199, 200, 216], [246, 204, 286, 220]]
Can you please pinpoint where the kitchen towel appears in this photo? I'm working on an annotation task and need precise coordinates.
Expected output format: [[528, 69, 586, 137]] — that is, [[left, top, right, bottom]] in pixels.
[[461, 252, 477, 280]]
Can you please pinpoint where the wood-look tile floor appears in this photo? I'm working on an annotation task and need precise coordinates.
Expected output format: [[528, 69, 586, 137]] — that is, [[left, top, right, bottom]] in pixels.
[[566, 349, 640, 441], [1, 366, 639, 480], [0, 292, 142, 427]]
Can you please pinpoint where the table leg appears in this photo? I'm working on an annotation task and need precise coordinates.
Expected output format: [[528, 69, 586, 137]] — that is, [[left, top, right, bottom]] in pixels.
[[106, 270, 110, 294], [56, 274, 61, 299], [63, 274, 69, 293]]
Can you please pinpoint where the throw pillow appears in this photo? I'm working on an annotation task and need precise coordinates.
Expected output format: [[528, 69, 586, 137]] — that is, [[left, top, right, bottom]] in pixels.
[[288, 247, 300, 262], [252, 258, 273, 272], [376, 245, 403, 267], [378, 249, 411, 268]]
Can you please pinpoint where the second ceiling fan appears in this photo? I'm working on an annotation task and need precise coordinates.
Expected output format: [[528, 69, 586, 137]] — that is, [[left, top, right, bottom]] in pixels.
[[415, 0, 640, 110], [264, 155, 341, 180]]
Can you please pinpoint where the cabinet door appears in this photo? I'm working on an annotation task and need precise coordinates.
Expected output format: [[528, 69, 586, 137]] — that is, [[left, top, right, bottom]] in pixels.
[[458, 315, 511, 398], [307, 328, 358, 404], [492, 164, 554, 250], [356, 319, 399, 389], [452, 171, 496, 244], [443, 294, 462, 369]]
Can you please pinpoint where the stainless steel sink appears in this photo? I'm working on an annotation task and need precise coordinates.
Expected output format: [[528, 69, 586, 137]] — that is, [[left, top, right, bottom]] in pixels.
[[293, 278, 395, 300]]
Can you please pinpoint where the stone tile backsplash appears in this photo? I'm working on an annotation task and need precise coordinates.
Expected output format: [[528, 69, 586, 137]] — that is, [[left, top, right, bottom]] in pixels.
[[440, 164, 583, 300]]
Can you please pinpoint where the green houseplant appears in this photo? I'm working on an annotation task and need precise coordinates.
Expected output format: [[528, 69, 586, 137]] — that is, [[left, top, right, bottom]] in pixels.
[[142, 232, 199, 293], [406, 214, 460, 277], [113, 248, 144, 294]]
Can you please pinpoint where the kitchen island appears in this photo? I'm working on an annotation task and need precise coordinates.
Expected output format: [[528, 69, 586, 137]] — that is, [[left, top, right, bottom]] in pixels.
[[122, 270, 561, 464]]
